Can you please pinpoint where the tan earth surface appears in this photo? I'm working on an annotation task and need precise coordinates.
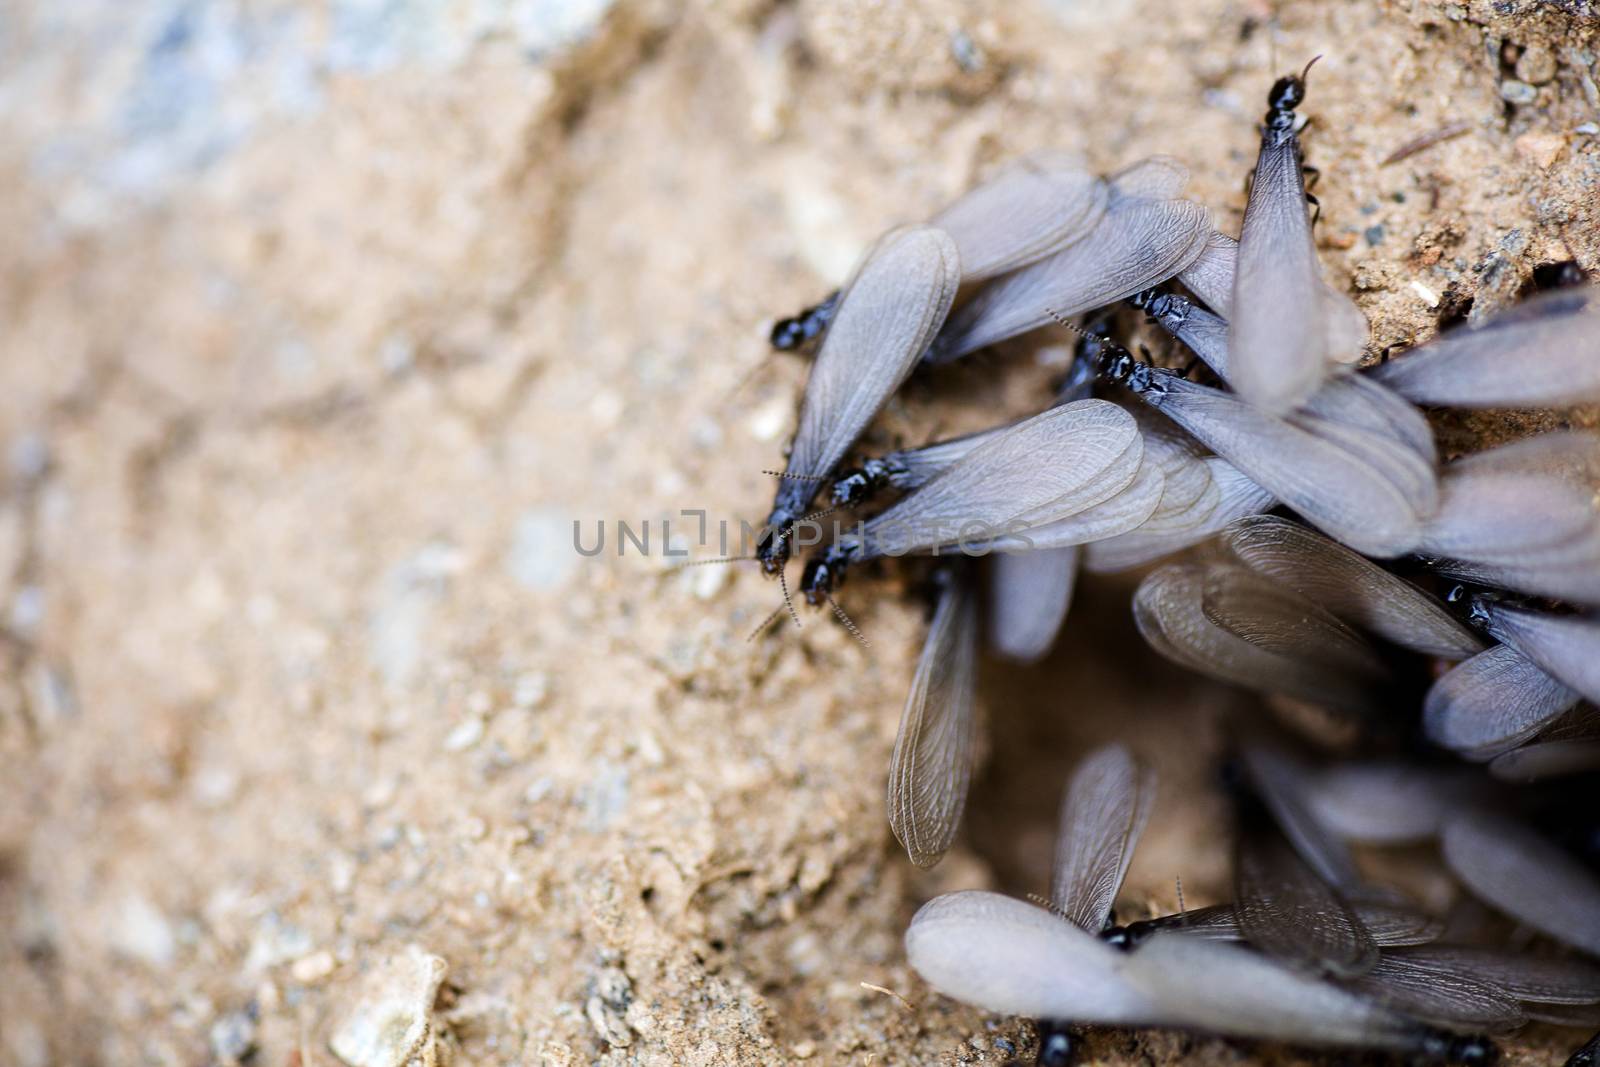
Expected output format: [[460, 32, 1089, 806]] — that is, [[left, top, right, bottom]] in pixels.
[[2, 0, 1598, 1064]]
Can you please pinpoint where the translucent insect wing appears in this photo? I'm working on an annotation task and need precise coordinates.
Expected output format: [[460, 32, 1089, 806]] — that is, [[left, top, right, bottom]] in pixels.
[[784, 225, 961, 491], [1372, 286, 1600, 408], [1232, 824, 1380, 978], [1200, 566, 1390, 683], [888, 571, 980, 868], [854, 400, 1140, 559], [1121, 932, 1421, 1050], [1230, 128, 1336, 412], [904, 891, 1157, 1022], [1348, 954, 1527, 1033], [1303, 762, 1482, 844], [989, 546, 1078, 663], [1084, 459, 1274, 574], [1441, 811, 1600, 957], [1388, 946, 1600, 1006], [1221, 515, 1482, 659], [1423, 644, 1580, 760], [1178, 231, 1238, 318], [1297, 371, 1438, 466], [1240, 743, 1365, 890], [931, 152, 1109, 283], [932, 196, 1211, 362], [1483, 603, 1600, 706], [1147, 377, 1423, 557], [1133, 563, 1384, 715], [1050, 743, 1157, 932]]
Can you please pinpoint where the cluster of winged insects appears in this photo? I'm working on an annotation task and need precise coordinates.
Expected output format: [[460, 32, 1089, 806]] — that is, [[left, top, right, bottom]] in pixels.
[[709, 63, 1600, 1065]]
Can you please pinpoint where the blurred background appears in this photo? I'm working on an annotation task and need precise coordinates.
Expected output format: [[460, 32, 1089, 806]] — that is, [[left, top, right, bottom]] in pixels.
[[0, 1, 1595, 1063]]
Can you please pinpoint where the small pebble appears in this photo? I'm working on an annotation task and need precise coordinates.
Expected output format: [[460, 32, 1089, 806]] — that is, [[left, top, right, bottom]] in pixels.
[[1516, 45, 1557, 85], [512, 672, 549, 709], [208, 1008, 258, 1066], [1500, 79, 1538, 105], [792, 1040, 817, 1059], [1364, 224, 1385, 247], [448, 716, 483, 751], [1515, 132, 1566, 169], [291, 950, 337, 983]]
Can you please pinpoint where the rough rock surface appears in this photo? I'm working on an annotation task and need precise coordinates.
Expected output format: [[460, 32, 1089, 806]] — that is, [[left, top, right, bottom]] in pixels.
[[1, 1, 1596, 1064]]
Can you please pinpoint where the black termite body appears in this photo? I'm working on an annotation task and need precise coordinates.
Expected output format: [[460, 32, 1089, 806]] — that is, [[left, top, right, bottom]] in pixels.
[[769, 289, 840, 351], [1568, 1031, 1600, 1067]]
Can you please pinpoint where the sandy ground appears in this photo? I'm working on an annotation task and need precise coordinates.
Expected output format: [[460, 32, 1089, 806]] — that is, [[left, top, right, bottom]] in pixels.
[[2, 1, 1599, 1064]]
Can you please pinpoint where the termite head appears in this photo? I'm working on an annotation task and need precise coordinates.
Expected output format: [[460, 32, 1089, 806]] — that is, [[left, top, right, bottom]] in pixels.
[[1444, 584, 1498, 629], [756, 512, 797, 575], [1087, 336, 1160, 394], [800, 544, 853, 605], [1265, 57, 1319, 134], [1267, 74, 1305, 115], [769, 316, 809, 350]]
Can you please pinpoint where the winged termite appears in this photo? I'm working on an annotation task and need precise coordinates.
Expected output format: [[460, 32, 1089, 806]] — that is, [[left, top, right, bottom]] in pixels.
[[1424, 643, 1580, 760], [1441, 811, 1600, 957], [1372, 286, 1600, 408], [1222, 516, 1483, 659], [928, 179, 1211, 363], [1135, 288, 1437, 469], [888, 568, 980, 868], [1230, 62, 1369, 413], [1091, 337, 1428, 557], [989, 547, 1079, 663], [756, 225, 961, 578], [1030, 744, 1156, 1061], [795, 400, 1146, 604], [1133, 562, 1388, 716], [829, 425, 1004, 508]]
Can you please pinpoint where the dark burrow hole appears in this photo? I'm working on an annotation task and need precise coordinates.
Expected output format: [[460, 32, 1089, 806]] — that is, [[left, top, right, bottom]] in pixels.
[[963, 570, 1250, 906]]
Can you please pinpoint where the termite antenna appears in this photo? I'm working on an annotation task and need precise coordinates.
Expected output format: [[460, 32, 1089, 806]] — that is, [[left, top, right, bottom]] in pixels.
[[1044, 307, 1086, 337], [668, 554, 755, 573], [825, 594, 870, 648], [1175, 875, 1187, 919], [777, 565, 802, 630], [745, 602, 789, 643], [763, 470, 828, 482], [1025, 892, 1070, 921]]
